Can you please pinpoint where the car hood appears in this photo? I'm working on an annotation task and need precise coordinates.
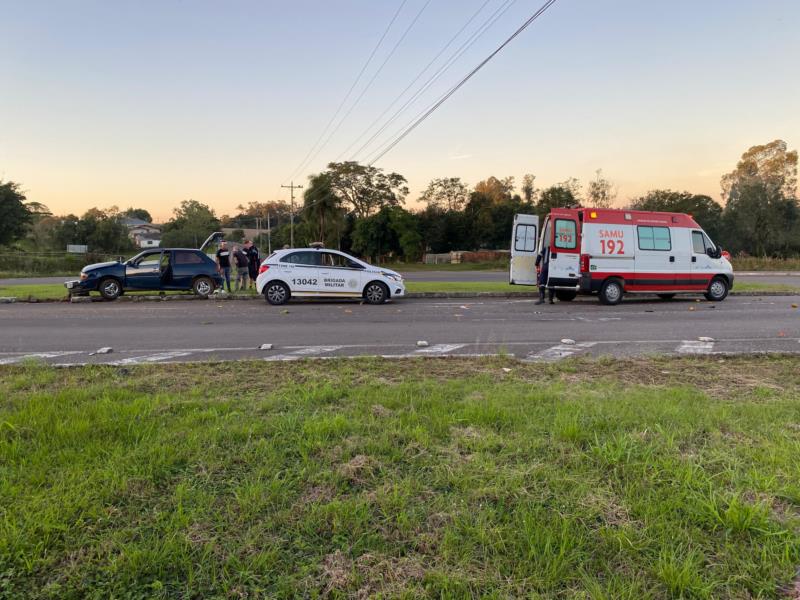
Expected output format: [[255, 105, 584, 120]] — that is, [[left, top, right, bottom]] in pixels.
[[82, 261, 120, 272]]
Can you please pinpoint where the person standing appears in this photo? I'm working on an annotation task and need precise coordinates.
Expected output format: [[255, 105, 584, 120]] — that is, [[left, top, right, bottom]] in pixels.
[[215, 240, 232, 292], [244, 240, 260, 289], [233, 245, 249, 292], [535, 245, 555, 305]]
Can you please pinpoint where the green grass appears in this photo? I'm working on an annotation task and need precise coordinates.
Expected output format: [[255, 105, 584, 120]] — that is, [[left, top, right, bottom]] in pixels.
[[1, 356, 800, 598], [1, 281, 798, 301], [731, 257, 800, 271], [382, 260, 509, 271]]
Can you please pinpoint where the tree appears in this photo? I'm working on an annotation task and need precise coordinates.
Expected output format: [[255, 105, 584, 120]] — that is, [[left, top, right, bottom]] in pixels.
[[0, 180, 32, 246], [474, 176, 515, 203], [324, 161, 408, 219], [586, 169, 616, 208], [351, 206, 421, 262], [161, 200, 221, 248], [719, 141, 799, 257], [419, 177, 468, 211], [521, 173, 537, 203], [535, 185, 580, 219], [721, 180, 800, 256], [302, 173, 344, 245], [123, 208, 153, 223], [721, 139, 797, 201], [629, 189, 723, 242]]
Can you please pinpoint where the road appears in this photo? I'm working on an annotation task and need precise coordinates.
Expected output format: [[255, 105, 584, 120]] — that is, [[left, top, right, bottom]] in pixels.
[[1, 295, 798, 366], [2, 271, 799, 286]]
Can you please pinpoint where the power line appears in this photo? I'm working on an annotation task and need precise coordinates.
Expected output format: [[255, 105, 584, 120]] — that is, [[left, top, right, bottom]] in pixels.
[[282, 0, 409, 187], [292, 0, 432, 179], [367, 0, 558, 166], [334, 0, 494, 162], [351, 0, 518, 163]]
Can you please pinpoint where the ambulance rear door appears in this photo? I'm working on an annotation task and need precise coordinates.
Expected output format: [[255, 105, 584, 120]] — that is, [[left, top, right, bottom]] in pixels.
[[547, 210, 580, 288], [509, 214, 539, 285]]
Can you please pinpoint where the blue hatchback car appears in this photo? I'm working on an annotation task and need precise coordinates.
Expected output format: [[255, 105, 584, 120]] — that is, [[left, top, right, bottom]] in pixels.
[[65, 248, 224, 300]]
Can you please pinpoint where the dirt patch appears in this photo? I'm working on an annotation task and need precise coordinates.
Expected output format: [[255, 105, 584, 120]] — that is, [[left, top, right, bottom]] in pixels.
[[370, 404, 392, 418], [298, 484, 336, 505], [338, 455, 377, 485], [321, 550, 353, 595], [353, 553, 426, 599]]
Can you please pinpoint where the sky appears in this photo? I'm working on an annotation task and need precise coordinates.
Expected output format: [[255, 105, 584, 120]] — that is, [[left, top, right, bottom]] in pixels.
[[1, 0, 799, 222]]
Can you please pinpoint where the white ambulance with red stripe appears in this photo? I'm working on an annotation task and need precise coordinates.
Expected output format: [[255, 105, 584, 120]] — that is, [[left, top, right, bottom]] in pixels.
[[510, 208, 733, 304]]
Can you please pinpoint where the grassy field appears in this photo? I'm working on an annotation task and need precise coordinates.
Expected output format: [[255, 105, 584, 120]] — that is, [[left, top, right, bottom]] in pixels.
[[1, 281, 798, 301], [1, 356, 799, 598]]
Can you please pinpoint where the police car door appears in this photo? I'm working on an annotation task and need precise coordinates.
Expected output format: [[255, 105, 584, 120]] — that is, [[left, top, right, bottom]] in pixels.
[[319, 252, 362, 296], [547, 211, 581, 288], [284, 250, 321, 293], [510, 214, 539, 285]]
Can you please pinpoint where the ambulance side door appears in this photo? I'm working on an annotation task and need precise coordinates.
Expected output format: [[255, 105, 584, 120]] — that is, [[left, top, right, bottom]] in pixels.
[[634, 225, 675, 287], [509, 214, 539, 285], [547, 211, 580, 288]]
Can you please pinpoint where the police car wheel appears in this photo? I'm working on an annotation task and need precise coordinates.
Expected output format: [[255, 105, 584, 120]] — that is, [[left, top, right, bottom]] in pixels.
[[98, 277, 121, 300], [704, 277, 729, 302], [265, 281, 290, 305], [599, 279, 623, 305], [192, 276, 214, 297], [364, 281, 388, 305]]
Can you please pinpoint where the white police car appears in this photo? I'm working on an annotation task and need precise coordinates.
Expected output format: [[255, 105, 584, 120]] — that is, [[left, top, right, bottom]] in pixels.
[[255, 247, 405, 305]]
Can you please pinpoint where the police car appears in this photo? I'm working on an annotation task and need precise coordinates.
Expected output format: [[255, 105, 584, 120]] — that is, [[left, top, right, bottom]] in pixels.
[[255, 247, 405, 305]]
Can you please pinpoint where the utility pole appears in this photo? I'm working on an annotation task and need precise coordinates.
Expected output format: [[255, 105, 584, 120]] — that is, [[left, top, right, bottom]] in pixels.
[[266, 211, 271, 254], [281, 182, 303, 248]]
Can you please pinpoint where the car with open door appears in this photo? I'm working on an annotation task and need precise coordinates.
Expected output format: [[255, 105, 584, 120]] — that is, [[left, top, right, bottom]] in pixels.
[[255, 247, 405, 305], [64, 248, 224, 300]]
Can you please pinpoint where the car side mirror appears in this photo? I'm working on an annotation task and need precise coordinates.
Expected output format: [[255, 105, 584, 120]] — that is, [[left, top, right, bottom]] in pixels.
[[706, 247, 721, 259]]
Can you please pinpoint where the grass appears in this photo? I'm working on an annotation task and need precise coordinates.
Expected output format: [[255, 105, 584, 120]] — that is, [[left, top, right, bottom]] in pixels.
[[381, 260, 509, 271], [731, 257, 800, 271], [1, 355, 800, 598], [0, 281, 798, 301]]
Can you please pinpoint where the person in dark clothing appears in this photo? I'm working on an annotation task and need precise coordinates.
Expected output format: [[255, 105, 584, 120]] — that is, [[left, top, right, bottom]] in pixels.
[[244, 240, 260, 289], [215, 241, 232, 292], [232, 245, 249, 291], [535, 245, 555, 305]]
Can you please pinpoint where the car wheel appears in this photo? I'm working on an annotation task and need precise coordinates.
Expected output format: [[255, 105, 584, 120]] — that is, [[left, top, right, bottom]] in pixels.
[[98, 277, 122, 300], [657, 293, 676, 300], [192, 276, 214, 298], [264, 281, 290, 305], [363, 281, 388, 305], [555, 290, 577, 302], [599, 279, 623, 305], [704, 276, 729, 302]]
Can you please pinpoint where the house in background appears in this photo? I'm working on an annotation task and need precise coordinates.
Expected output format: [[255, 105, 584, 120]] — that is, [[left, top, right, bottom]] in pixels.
[[121, 217, 162, 248]]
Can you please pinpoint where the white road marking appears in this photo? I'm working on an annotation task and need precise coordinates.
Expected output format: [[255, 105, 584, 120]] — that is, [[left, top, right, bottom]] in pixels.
[[111, 351, 194, 365], [524, 342, 596, 363], [263, 345, 343, 362], [677, 340, 715, 354], [412, 343, 466, 355], [0, 351, 83, 365]]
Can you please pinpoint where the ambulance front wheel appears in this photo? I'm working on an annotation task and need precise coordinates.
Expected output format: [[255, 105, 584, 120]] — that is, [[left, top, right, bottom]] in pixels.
[[704, 276, 729, 302], [599, 279, 623, 305]]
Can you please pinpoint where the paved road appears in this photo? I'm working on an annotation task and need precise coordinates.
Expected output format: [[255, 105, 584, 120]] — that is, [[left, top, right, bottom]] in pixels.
[[2, 271, 800, 287], [402, 270, 800, 286], [1, 295, 798, 366]]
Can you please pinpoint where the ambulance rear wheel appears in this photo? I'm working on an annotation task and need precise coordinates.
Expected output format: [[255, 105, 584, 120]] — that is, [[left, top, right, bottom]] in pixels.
[[704, 277, 729, 302], [555, 290, 577, 302], [657, 293, 676, 300], [599, 279, 623, 305]]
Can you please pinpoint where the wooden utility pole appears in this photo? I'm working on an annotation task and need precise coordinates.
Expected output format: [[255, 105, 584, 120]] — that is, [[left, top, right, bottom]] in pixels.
[[281, 182, 303, 248]]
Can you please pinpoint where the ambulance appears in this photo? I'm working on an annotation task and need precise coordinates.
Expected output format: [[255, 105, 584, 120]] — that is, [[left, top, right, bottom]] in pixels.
[[510, 208, 734, 304]]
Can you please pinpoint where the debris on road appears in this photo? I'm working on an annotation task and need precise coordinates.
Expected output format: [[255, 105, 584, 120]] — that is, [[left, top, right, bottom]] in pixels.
[[416, 340, 429, 347], [0, 297, 17, 304], [561, 338, 576, 345], [259, 344, 273, 350], [698, 336, 714, 342], [89, 347, 113, 356]]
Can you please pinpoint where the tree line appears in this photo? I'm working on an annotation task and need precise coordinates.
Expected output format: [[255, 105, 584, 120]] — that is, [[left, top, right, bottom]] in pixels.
[[1, 139, 797, 261]]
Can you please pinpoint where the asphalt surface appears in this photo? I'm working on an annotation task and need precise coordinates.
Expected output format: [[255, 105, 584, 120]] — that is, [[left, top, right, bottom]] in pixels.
[[1, 295, 798, 366], [2, 271, 799, 286]]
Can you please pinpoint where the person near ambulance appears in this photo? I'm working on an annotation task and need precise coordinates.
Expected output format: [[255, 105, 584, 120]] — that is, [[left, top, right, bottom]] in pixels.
[[535, 245, 555, 305]]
